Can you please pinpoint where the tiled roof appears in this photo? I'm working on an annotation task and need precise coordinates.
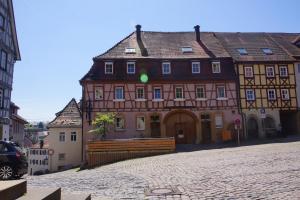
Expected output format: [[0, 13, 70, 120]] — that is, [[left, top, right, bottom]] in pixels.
[[215, 32, 299, 62], [48, 98, 82, 128], [95, 31, 230, 59], [268, 33, 300, 57]]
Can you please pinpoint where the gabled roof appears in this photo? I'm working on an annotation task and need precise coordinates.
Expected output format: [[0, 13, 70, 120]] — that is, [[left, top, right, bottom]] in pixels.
[[7, 0, 21, 60], [215, 32, 297, 62], [268, 33, 300, 57], [48, 98, 82, 128], [95, 31, 230, 60]]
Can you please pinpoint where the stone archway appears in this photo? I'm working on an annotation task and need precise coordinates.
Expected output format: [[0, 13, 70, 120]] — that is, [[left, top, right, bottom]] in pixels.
[[247, 117, 259, 139], [164, 110, 197, 144]]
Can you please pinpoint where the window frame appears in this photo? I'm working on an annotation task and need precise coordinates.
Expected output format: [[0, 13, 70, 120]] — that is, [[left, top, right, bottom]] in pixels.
[[127, 61, 136, 74], [216, 85, 226, 98], [136, 87, 145, 99], [94, 86, 104, 100], [59, 132, 65, 142], [261, 48, 273, 55], [279, 66, 288, 77], [136, 116, 146, 130], [58, 153, 65, 161], [192, 62, 200, 74], [104, 62, 113, 74], [71, 132, 77, 142], [212, 61, 221, 74], [115, 116, 125, 130], [244, 66, 254, 78], [246, 89, 255, 101], [196, 86, 206, 99], [267, 89, 276, 100], [281, 89, 289, 100], [162, 62, 171, 74], [237, 48, 248, 55], [115, 86, 124, 100], [174, 87, 184, 99], [266, 66, 275, 78], [153, 87, 162, 100]]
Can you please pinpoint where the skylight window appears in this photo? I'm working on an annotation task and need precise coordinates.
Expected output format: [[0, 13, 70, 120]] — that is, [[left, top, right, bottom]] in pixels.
[[237, 48, 248, 55], [125, 48, 136, 54], [181, 47, 193, 53], [262, 48, 273, 55]]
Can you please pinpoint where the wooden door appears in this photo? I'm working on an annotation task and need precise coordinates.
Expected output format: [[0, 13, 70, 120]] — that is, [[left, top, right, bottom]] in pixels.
[[150, 115, 161, 138], [201, 114, 211, 144], [175, 123, 186, 144]]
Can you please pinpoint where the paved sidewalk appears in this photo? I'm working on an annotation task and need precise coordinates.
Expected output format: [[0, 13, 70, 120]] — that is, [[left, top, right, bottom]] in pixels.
[[26, 137, 300, 199]]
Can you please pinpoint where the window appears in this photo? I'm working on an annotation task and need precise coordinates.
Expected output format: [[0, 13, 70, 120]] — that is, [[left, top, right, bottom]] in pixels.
[[212, 61, 221, 73], [94, 87, 103, 100], [71, 132, 76, 142], [192, 62, 200, 74], [237, 48, 248, 55], [153, 88, 162, 99], [245, 66, 253, 78], [0, 50, 7, 70], [125, 48, 136, 54], [267, 89, 276, 100], [115, 87, 124, 100], [58, 153, 65, 161], [136, 116, 145, 130], [217, 86, 226, 98], [136, 87, 144, 99], [0, 14, 4, 30], [127, 62, 135, 74], [181, 47, 193, 53], [196, 86, 205, 98], [215, 114, 223, 128], [279, 66, 288, 77], [0, 88, 3, 108], [262, 48, 273, 55], [281, 89, 289, 100], [105, 62, 113, 74], [246, 89, 255, 101], [59, 132, 65, 142], [266, 66, 275, 77], [115, 117, 125, 130], [175, 87, 184, 99], [162, 62, 171, 74]]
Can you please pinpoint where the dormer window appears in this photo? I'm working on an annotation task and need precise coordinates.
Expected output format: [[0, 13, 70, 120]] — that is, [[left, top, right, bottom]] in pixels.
[[105, 62, 113, 74], [212, 61, 221, 73], [262, 48, 273, 55], [181, 47, 193, 53], [192, 62, 200, 74], [237, 48, 248, 55], [127, 61, 135, 74], [125, 48, 136, 54], [162, 62, 171, 74]]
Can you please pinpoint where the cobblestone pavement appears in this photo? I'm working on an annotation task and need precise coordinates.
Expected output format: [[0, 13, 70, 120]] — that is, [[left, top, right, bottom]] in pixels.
[[26, 140, 300, 199]]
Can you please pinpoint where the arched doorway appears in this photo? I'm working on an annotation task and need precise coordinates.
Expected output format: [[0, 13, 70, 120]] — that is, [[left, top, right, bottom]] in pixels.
[[164, 110, 197, 144], [247, 117, 259, 139]]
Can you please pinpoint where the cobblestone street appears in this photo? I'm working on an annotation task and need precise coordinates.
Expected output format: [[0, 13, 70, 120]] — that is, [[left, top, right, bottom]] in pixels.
[[26, 139, 300, 199]]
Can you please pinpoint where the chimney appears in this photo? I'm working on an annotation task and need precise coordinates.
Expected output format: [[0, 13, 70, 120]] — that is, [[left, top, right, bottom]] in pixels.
[[136, 24, 141, 40], [194, 25, 200, 42]]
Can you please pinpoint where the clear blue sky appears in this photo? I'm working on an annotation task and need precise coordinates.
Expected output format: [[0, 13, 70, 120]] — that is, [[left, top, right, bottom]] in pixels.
[[12, 0, 300, 122]]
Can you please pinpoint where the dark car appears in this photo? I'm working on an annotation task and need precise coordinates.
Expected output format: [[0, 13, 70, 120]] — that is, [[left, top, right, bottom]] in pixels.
[[0, 141, 28, 180]]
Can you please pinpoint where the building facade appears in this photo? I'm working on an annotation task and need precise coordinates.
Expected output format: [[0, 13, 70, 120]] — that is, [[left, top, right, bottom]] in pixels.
[[27, 147, 49, 175], [216, 32, 300, 138], [0, 0, 21, 141], [47, 98, 82, 171], [80, 25, 241, 152]]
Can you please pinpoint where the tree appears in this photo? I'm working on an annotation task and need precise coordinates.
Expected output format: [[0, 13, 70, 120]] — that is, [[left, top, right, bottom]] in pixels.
[[89, 112, 116, 139]]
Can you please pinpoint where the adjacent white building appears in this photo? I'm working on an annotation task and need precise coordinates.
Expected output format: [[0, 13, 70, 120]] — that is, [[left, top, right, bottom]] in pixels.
[[28, 147, 49, 175]]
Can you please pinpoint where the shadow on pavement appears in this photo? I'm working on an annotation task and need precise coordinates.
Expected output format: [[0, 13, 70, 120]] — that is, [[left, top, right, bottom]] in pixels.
[[176, 135, 300, 152]]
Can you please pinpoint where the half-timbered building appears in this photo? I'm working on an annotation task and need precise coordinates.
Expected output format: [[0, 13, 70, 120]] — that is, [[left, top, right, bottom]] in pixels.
[[0, 0, 21, 141], [216, 32, 299, 138], [80, 25, 241, 148]]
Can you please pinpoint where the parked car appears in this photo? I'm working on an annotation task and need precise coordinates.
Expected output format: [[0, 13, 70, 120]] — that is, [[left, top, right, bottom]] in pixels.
[[0, 141, 28, 180]]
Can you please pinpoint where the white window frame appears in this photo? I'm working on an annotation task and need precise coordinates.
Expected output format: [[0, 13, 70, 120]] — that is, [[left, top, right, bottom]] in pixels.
[[115, 116, 125, 130], [266, 66, 275, 77], [175, 87, 184, 99], [246, 89, 255, 101], [162, 62, 171, 74], [125, 48, 136, 54], [196, 86, 205, 99], [94, 87, 103, 100], [105, 62, 113, 74], [115, 87, 124, 100], [153, 87, 162, 100], [281, 89, 289, 100], [212, 61, 221, 73], [192, 62, 200, 74], [71, 132, 77, 142], [136, 87, 145, 99], [127, 61, 135, 74], [217, 86, 226, 98], [245, 66, 253, 78], [279, 66, 288, 77], [136, 116, 145, 130], [267, 89, 276, 100], [59, 132, 65, 142]]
